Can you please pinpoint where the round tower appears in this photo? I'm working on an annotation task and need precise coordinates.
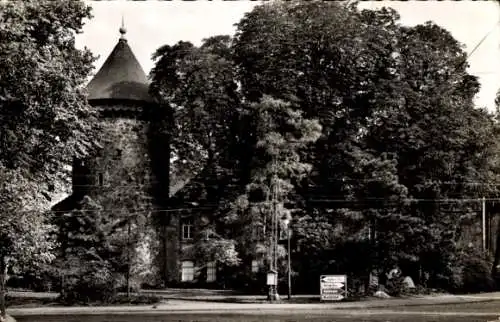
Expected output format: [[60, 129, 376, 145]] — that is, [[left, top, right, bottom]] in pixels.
[[84, 24, 154, 204], [83, 24, 164, 286]]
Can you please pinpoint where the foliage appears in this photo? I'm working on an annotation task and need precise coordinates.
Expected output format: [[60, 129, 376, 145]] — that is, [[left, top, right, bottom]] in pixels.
[[150, 36, 240, 183], [0, 0, 98, 316], [60, 256, 116, 305], [0, 0, 97, 178], [108, 294, 161, 305], [220, 96, 321, 267], [6, 293, 160, 307], [59, 189, 155, 302], [57, 116, 162, 296], [93, 118, 158, 289], [150, 36, 248, 268], [445, 247, 495, 294], [193, 230, 241, 267], [384, 275, 408, 297], [57, 196, 116, 303], [148, 0, 500, 294], [232, 0, 500, 292]]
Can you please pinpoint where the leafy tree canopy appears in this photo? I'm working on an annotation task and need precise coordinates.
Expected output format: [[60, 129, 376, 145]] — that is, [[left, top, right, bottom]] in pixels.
[[150, 0, 500, 292], [0, 0, 98, 316]]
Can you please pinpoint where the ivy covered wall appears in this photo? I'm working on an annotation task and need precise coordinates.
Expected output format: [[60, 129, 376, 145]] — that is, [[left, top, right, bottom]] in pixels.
[[85, 114, 162, 287]]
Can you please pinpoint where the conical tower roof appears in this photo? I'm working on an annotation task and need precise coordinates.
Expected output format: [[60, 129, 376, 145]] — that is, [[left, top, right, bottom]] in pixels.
[[86, 23, 153, 103]]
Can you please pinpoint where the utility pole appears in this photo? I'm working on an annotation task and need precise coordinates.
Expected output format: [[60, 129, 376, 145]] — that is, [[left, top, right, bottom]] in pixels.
[[267, 158, 280, 302], [287, 224, 291, 300], [482, 196, 486, 251], [275, 174, 280, 273], [127, 220, 131, 299]]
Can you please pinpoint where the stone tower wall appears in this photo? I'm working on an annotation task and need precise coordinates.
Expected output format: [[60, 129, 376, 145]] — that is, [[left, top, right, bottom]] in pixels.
[[85, 108, 165, 287]]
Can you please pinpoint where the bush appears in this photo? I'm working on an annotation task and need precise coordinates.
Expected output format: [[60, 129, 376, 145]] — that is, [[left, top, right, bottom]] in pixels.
[[447, 248, 495, 294], [109, 294, 161, 305], [114, 275, 141, 294], [385, 275, 408, 297], [6, 264, 62, 292], [460, 254, 495, 293], [60, 259, 117, 304]]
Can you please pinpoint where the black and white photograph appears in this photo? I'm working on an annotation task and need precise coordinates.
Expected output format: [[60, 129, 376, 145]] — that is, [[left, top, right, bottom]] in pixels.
[[1, 0, 500, 321]]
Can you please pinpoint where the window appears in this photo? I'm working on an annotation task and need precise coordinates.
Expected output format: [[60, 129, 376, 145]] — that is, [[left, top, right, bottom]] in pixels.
[[181, 261, 194, 282], [206, 261, 216, 282], [97, 173, 104, 186], [251, 260, 259, 273], [182, 218, 193, 240]]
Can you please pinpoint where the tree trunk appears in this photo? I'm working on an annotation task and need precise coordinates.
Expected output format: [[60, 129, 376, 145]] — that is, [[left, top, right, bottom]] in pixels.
[[0, 256, 7, 321]]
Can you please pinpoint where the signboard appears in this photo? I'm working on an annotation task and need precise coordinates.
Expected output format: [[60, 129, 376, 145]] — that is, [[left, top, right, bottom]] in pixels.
[[267, 270, 278, 286], [279, 228, 292, 241], [320, 275, 347, 301]]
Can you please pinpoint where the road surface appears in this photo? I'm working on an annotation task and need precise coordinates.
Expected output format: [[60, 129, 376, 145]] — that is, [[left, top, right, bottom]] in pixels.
[[11, 300, 500, 322]]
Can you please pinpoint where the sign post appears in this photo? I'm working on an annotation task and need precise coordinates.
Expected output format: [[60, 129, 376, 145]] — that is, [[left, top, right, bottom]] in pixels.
[[320, 275, 347, 301], [267, 270, 279, 301], [267, 270, 278, 286]]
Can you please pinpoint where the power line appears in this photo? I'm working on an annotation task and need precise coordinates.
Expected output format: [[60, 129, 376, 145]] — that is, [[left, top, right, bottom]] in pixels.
[[53, 179, 500, 188], [467, 19, 500, 59], [309, 197, 499, 203], [43, 197, 497, 214], [9, 197, 494, 216], [47, 206, 217, 215]]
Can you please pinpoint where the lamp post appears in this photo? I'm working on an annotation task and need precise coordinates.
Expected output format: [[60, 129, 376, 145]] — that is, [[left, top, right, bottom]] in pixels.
[[267, 171, 285, 302], [282, 217, 291, 300]]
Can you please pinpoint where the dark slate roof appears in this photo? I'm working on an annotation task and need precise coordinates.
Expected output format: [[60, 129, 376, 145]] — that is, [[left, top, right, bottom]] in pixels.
[[86, 29, 153, 103]]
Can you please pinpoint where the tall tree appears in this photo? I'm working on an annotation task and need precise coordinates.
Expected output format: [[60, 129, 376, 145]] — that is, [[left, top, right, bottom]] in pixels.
[[222, 96, 322, 269], [233, 0, 410, 288], [0, 0, 98, 317], [150, 36, 241, 187], [149, 0, 500, 292], [363, 22, 499, 285], [233, 0, 500, 290], [150, 36, 246, 278]]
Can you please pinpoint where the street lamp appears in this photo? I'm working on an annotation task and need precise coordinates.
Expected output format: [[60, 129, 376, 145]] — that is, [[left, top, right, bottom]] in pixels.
[[282, 217, 292, 300]]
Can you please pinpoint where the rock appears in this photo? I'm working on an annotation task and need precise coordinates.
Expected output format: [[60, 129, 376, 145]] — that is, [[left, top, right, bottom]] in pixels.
[[387, 267, 401, 280], [374, 290, 391, 299], [403, 276, 416, 289], [1, 315, 16, 322]]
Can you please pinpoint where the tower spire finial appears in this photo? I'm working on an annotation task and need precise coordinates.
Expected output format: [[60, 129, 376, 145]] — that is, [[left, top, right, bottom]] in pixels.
[[119, 15, 127, 40]]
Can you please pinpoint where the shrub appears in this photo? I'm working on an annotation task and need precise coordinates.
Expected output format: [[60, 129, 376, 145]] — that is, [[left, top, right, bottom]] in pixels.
[[446, 247, 495, 294], [60, 259, 117, 304], [385, 275, 407, 297], [110, 294, 161, 305], [460, 254, 495, 293], [114, 274, 141, 294]]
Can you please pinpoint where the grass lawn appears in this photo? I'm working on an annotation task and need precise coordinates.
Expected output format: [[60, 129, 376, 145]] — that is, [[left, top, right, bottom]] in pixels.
[[6, 294, 161, 308]]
